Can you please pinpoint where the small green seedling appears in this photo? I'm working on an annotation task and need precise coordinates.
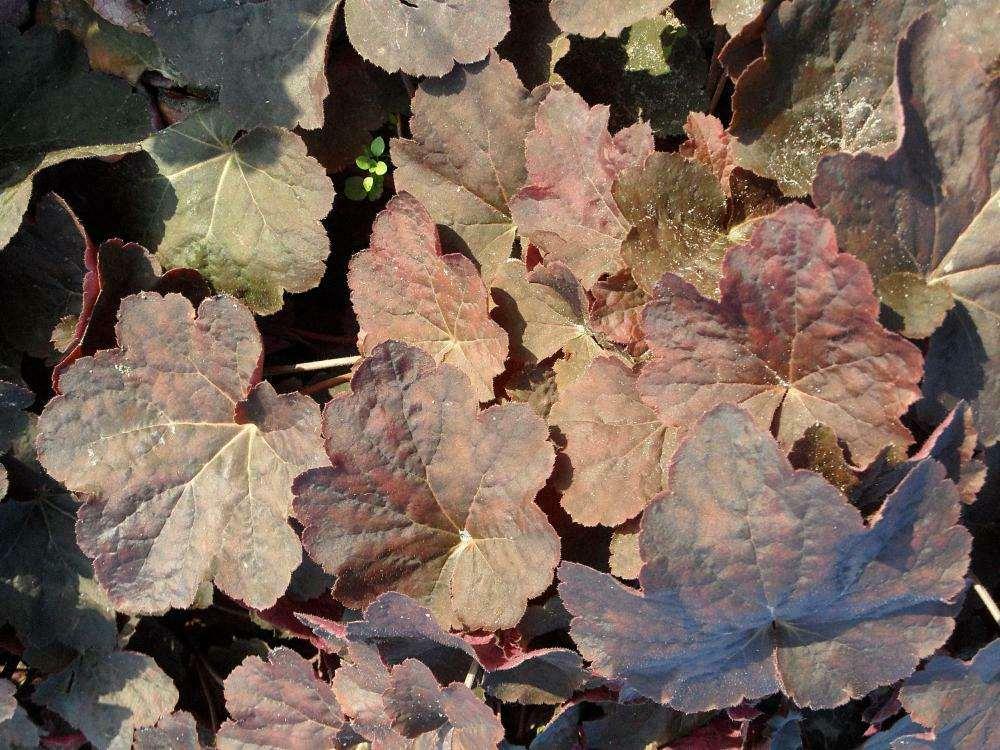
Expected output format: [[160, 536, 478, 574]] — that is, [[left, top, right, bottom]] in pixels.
[[346, 136, 389, 201]]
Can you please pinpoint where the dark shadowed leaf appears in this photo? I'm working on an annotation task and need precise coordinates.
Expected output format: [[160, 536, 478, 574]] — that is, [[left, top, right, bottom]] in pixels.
[[139, 107, 334, 313], [729, 0, 957, 196], [393, 52, 541, 281], [560, 405, 971, 711], [0, 680, 39, 749], [149, 0, 339, 129], [812, 14, 999, 443], [0, 380, 31, 497], [37, 293, 326, 613], [0, 194, 88, 364], [898, 639, 1000, 749], [133, 711, 201, 750], [294, 340, 559, 631], [549, 0, 671, 38], [509, 86, 653, 287], [482, 647, 586, 705], [584, 699, 707, 750], [300, 42, 409, 173], [639, 203, 923, 466], [589, 269, 648, 356], [0, 25, 148, 249], [218, 647, 349, 749], [52, 238, 210, 393], [0, 417, 117, 666], [344, 0, 510, 77], [349, 193, 508, 401], [35, 650, 179, 750], [549, 356, 675, 527]]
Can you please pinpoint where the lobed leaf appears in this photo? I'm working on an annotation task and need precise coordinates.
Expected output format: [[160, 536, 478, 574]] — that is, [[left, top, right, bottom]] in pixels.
[[294, 340, 559, 631], [509, 86, 653, 287], [140, 107, 334, 314], [639, 202, 923, 466], [560, 405, 972, 711], [392, 52, 541, 281], [549, 0, 671, 38], [37, 292, 327, 613], [149, 0, 339, 130], [349, 193, 508, 402], [344, 0, 510, 77], [812, 13, 999, 443]]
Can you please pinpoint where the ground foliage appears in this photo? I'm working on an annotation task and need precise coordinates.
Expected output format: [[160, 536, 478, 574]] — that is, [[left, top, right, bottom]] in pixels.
[[0, 0, 997, 748]]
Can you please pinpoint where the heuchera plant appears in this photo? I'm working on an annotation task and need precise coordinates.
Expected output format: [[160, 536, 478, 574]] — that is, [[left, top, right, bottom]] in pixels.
[[0, 1, 997, 748]]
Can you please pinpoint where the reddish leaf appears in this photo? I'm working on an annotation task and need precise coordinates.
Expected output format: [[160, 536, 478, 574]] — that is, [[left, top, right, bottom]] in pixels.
[[898, 639, 1000, 749], [560, 405, 971, 711], [639, 203, 923, 466], [53, 238, 209, 393], [293, 340, 559, 631], [393, 52, 542, 281], [219, 647, 350, 749], [349, 193, 508, 402], [509, 87, 654, 287], [133, 711, 200, 750], [481, 647, 586, 705], [37, 293, 326, 613], [589, 269, 649, 357], [678, 113, 735, 192], [549, 0, 671, 38]]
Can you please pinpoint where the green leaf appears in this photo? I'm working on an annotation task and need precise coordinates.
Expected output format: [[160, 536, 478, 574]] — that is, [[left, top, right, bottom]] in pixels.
[[373, 160, 388, 176], [356, 154, 374, 170], [363, 174, 375, 191], [345, 175, 368, 200], [367, 175, 384, 200], [370, 135, 386, 156]]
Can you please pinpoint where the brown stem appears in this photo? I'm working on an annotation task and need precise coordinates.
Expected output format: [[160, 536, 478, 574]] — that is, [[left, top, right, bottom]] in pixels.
[[300, 373, 352, 395], [971, 575, 1000, 626], [264, 355, 360, 376]]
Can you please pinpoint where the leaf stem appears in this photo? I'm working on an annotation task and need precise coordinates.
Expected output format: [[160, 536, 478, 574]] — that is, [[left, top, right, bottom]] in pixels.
[[464, 660, 481, 689], [971, 575, 1000, 626], [300, 373, 352, 395], [264, 355, 360, 376]]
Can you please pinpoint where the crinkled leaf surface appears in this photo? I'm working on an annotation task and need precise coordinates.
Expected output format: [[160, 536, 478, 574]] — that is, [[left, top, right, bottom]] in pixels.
[[729, 0, 952, 196], [35, 650, 179, 750], [52, 237, 210, 392], [392, 52, 540, 281], [0, 420, 117, 666], [140, 107, 334, 313], [294, 340, 559, 631], [559, 405, 971, 711], [344, 0, 510, 77], [0, 680, 39, 749], [0, 193, 88, 364], [349, 193, 508, 402], [549, 356, 676, 527], [549, 0, 671, 38], [0, 25, 148, 249], [37, 292, 326, 613], [218, 647, 349, 749], [589, 269, 648, 355], [133, 711, 201, 750], [639, 203, 923, 466], [812, 14, 999, 442], [897, 639, 999, 750], [509, 86, 653, 287], [149, 0, 339, 129]]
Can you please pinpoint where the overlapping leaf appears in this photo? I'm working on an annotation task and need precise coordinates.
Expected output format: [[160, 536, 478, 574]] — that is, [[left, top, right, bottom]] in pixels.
[[349, 193, 508, 402], [149, 0, 339, 129], [0, 380, 31, 497], [729, 0, 959, 196], [0, 25, 148, 249], [0, 680, 38, 749], [639, 203, 923, 466], [711, 0, 767, 35], [392, 52, 541, 281], [508, 86, 653, 287], [813, 13, 999, 443], [218, 647, 350, 749], [35, 649, 179, 750], [138, 107, 334, 313], [37, 292, 326, 613], [344, 0, 510, 77], [549, 356, 674, 527], [293, 340, 559, 631], [0, 417, 117, 666], [896, 639, 999, 749], [52, 237, 210, 392], [134, 712, 201, 750], [549, 0, 671, 38], [560, 405, 971, 711]]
